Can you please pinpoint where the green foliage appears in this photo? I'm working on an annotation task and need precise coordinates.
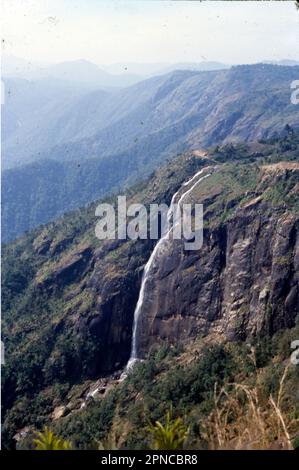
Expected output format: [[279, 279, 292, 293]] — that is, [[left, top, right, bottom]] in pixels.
[[34, 427, 72, 450], [148, 410, 189, 450], [54, 390, 117, 449], [27, 333, 299, 450]]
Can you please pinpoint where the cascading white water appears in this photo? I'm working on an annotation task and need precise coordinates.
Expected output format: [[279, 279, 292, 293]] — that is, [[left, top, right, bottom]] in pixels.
[[126, 167, 213, 371]]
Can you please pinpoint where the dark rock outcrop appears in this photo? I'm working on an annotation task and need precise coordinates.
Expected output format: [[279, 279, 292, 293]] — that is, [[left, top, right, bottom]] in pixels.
[[133, 202, 299, 356]]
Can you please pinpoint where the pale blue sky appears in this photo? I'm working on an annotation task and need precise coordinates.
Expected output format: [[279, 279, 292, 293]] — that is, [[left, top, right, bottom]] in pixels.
[[1, 0, 299, 65]]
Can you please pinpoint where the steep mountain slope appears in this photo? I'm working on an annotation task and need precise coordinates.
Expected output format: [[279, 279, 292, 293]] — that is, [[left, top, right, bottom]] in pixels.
[[2, 73, 168, 168], [3, 69, 165, 172], [33, 64, 299, 164], [4, 64, 299, 169], [2, 77, 109, 169], [2, 131, 299, 447], [3, 64, 299, 242]]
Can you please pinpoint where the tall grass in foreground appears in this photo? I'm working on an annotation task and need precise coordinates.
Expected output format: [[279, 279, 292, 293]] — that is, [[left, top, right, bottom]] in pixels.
[[203, 360, 297, 449], [33, 358, 298, 450]]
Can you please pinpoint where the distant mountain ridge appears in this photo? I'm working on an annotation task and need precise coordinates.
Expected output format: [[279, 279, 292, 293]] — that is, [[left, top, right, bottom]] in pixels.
[[4, 64, 299, 169], [2, 64, 299, 242], [2, 56, 142, 88], [4, 55, 299, 82], [2, 77, 110, 168], [100, 61, 230, 76]]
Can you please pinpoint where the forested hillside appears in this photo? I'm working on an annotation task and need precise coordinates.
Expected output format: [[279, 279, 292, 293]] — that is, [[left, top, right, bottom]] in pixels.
[[2, 131, 299, 449]]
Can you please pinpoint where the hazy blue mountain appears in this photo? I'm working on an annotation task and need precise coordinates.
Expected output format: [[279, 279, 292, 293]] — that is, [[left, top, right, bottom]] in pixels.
[[2, 73, 173, 168], [264, 59, 299, 66], [101, 61, 229, 76], [1, 55, 49, 80], [2, 56, 141, 87], [157, 61, 229, 74], [39, 64, 299, 165], [45, 59, 141, 88], [4, 61, 299, 169], [102, 60, 299, 77], [2, 64, 299, 241], [2, 77, 109, 169]]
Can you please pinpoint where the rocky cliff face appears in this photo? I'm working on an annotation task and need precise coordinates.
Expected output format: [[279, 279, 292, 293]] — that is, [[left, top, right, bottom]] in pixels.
[[82, 161, 299, 361], [136, 192, 299, 356]]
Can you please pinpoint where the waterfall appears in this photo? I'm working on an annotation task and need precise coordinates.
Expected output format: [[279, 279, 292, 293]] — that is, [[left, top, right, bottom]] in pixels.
[[125, 167, 213, 371]]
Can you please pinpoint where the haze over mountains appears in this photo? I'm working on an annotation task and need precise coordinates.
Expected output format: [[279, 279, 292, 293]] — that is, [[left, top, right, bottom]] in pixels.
[[2, 56, 141, 88], [2, 56, 233, 168], [2, 55, 231, 91], [2, 61, 299, 242], [3, 54, 299, 84], [3, 56, 299, 170]]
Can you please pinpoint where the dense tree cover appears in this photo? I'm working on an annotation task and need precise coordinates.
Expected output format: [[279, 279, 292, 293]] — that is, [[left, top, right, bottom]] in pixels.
[[16, 334, 299, 450]]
